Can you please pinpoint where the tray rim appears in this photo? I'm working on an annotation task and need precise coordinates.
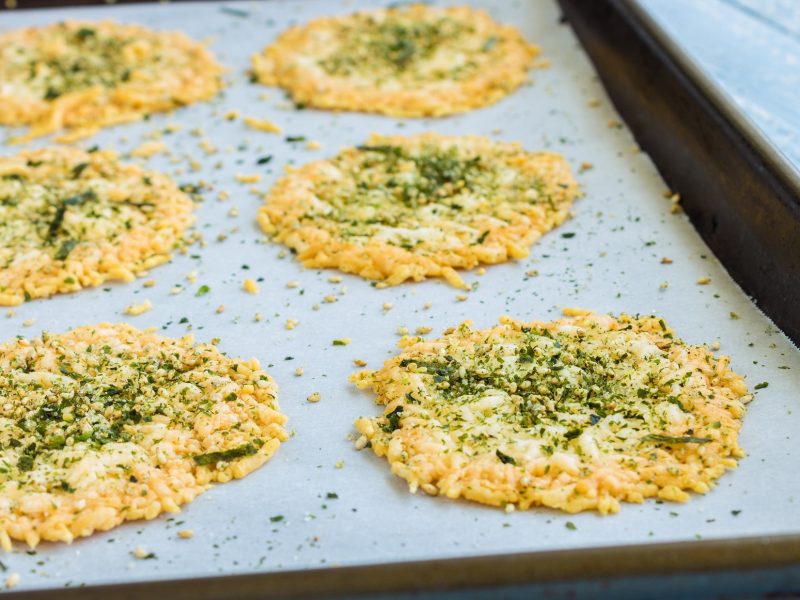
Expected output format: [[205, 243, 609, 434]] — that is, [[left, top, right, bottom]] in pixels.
[[5, 533, 800, 599]]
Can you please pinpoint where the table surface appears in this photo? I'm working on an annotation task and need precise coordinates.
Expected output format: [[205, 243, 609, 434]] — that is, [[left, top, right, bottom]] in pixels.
[[638, 0, 800, 175]]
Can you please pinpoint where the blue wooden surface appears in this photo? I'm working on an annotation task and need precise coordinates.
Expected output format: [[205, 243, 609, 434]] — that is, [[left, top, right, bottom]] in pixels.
[[638, 0, 800, 174]]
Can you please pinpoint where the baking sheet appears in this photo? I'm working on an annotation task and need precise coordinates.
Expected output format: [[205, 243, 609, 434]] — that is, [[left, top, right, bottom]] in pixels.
[[1, 0, 799, 592]]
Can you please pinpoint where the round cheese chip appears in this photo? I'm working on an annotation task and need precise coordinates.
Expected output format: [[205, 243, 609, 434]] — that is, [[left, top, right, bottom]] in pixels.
[[258, 133, 580, 288], [0, 323, 288, 549], [252, 4, 539, 117], [353, 311, 750, 514], [0, 20, 224, 141], [0, 146, 195, 305]]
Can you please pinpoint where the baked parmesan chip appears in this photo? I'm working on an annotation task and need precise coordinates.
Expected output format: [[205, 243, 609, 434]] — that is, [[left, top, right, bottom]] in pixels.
[[0, 146, 195, 305], [252, 4, 539, 117], [258, 133, 580, 288], [353, 312, 749, 514], [0, 20, 224, 141], [0, 323, 287, 549]]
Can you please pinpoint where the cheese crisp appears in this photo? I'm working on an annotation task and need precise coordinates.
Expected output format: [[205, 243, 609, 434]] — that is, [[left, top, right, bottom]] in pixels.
[[0, 323, 288, 549], [251, 4, 539, 117], [0, 20, 224, 141], [258, 133, 580, 288], [0, 146, 195, 305], [353, 312, 749, 514]]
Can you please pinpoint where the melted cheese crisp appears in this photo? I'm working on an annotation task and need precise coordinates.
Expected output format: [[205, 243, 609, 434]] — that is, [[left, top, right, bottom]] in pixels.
[[0, 20, 224, 141], [353, 311, 750, 514], [258, 133, 580, 288], [0, 323, 288, 549], [251, 4, 539, 117], [0, 146, 195, 305]]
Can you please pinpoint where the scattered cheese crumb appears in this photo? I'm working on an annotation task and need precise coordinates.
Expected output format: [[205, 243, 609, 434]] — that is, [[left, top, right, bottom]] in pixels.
[[186, 270, 198, 283], [133, 546, 151, 559], [200, 139, 217, 155], [579, 161, 594, 173], [669, 193, 682, 214], [235, 173, 261, 184], [294, 367, 304, 376], [711, 341, 721, 351], [170, 285, 184, 295], [223, 110, 240, 121], [587, 97, 601, 107], [143, 279, 156, 288], [130, 141, 168, 159], [661, 257, 673, 264], [423, 302, 432, 310], [415, 326, 433, 335], [243, 116, 282, 133], [397, 326, 409, 335], [335, 460, 344, 468], [332, 338, 351, 346], [285, 318, 299, 330], [306, 140, 322, 150], [353, 359, 367, 367], [286, 280, 300, 289], [455, 294, 468, 302], [177, 530, 194, 539], [659, 281, 669, 290], [697, 277, 711, 285], [476, 267, 487, 276], [125, 299, 152, 316], [227, 206, 239, 217], [5, 573, 20, 590], [307, 392, 321, 403], [22, 318, 35, 327], [382, 302, 393, 311], [254, 312, 263, 322], [216, 304, 225, 314], [243, 278, 260, 294], [323, 294, 337, 303], [328, 275, 342, 283]]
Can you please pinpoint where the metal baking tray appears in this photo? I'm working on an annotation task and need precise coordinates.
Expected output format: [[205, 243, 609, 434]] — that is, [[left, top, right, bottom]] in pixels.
[[1, 0, 799, 597]]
